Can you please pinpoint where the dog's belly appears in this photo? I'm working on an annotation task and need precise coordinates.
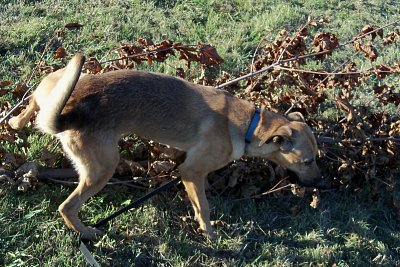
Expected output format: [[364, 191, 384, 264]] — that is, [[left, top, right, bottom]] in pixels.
[[123, 120, 201, 152]]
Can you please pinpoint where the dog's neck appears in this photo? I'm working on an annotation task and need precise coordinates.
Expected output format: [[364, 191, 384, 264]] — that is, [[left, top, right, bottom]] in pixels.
[[243, 106, 266, 158], [244, 108, 288, 158], [244, 107, 261, 145]]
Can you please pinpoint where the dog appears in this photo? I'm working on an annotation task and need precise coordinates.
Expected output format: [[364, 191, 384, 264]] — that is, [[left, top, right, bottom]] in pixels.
[[9, 54, 323, 240]]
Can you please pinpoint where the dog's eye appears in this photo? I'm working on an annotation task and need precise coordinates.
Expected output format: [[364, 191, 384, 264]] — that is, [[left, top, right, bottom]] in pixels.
[[303, 158, 314, 166]]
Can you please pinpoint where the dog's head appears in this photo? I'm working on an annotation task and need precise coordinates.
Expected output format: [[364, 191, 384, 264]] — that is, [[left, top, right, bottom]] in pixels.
[[249, 111, 323, 187]]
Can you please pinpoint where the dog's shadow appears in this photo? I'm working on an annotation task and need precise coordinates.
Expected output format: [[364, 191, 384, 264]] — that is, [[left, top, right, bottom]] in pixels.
[[85, 187, 399, 266]]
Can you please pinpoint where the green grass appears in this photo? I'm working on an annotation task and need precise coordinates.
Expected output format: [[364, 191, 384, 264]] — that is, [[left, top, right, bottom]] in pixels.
[[1, 0, 400, 266], [1, 184, 399, 266]]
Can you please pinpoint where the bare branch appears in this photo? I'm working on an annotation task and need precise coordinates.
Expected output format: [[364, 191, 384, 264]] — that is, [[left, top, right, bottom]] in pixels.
[[317, 136, 400, 144]]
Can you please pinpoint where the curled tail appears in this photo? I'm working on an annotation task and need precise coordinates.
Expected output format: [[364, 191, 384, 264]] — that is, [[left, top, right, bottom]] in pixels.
[[36, 54, 85, 134]]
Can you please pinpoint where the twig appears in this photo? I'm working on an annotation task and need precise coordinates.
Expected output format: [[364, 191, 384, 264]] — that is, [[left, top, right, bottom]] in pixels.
[[275, 65, 396, 76], [215, 62, 280, 89], [0, 94, 33, 125], [42, 175, 149, 189], [323, 152, 345, 163], [371, 176, 394, 189], [275, 30, 291, 63], [275, 66, 360, 75], [234, 183, 292, 201], [340, 19, 400, 47], [43, 177, 78, 185], [267, 175, 290, 191], [317, 136, 400, 144], [234, 176, 290, 201], [109, 178, 149, 189], [258, 18, 309, 97], [250, 35, 268, 74], [284, 96, 306, 116]]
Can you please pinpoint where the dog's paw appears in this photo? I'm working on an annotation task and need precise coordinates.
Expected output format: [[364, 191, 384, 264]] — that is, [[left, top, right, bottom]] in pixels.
[[8, 117, 23, 130], [197, 227, 216, 240], [80, 226, 104, 241]]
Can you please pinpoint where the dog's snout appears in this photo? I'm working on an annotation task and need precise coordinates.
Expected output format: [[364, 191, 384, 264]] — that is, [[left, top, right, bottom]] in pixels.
[[287, 169, 324, 188], [301, 176, 324, 188]]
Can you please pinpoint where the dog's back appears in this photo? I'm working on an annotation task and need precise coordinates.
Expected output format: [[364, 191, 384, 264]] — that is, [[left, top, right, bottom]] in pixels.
[[59, 70, 246, 150]]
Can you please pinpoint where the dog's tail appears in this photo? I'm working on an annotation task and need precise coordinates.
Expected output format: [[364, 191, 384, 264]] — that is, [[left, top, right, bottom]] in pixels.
[[36, 54, 85, 134]]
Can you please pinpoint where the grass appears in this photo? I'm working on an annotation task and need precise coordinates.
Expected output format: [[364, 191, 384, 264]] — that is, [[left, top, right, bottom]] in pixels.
[[1, 0, 400, 266], [1, 183, 399, 266]]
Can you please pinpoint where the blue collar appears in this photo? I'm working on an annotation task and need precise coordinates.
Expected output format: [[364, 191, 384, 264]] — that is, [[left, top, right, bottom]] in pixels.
[[245, 108, 260, 144]]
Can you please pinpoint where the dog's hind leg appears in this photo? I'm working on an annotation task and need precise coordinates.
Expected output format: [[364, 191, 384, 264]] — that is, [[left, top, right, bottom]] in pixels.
[[58, 131, 119, 240], [8, 97, 38, 130]]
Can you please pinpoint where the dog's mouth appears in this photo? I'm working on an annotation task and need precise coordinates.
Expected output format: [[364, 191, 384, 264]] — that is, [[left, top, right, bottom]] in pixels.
[[285, 169, 324, 188]]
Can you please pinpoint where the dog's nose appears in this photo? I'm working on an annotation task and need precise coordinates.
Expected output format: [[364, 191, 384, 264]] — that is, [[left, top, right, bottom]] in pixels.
[[315, 177, 325, 188]]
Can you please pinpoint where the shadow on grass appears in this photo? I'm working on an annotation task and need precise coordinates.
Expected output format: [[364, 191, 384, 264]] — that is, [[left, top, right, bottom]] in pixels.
[[222, 190, 400, 266], [93, 233, 238, 267], [83, 187, 400, 266]]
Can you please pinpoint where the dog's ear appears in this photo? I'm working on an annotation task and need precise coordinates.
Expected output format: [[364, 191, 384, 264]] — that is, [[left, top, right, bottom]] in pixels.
[[260, 125, 293, 151], [287, 112, 304, 122]]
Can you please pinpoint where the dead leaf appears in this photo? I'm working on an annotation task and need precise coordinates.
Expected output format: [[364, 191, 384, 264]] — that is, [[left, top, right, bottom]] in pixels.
[[383, 29, 400, 45], [53, 47, 67, 60], [151, 160, 175, 174], [313, 32, 339, 60], [138, 38, 154, 47], [0, 80, 13, 92], [352, 40, 362, 52], [336, 99, 358, 123], [361, 25, 383, 40], [117, 159, 146, 176], [41, 147, 58, 167], [64, 22, 83, 30], [361, 42, 378, 61], [291, 184, 306, 198], [309, 189, 320, 208], [0, 132, 15, 143], [176, 68, 185, 78], [198, 44, 224, 66], [83, 57, 102, 74], [374, 85, 400, 105], [12, 83, 29, 98], [177, 48, 199, 68], [373, 64, 393, 79]]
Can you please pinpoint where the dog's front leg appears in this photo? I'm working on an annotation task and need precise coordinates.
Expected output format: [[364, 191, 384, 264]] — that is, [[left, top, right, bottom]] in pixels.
[[179, 167, 214, 238], [178, 130, 234, 238]]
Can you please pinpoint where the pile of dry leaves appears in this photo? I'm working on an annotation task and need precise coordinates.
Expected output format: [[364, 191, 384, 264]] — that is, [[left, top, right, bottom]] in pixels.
[[1, 19, 399, 211]]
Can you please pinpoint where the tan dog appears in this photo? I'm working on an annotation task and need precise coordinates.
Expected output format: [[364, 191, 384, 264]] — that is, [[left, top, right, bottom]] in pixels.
[[9, 54, 322, 240]]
